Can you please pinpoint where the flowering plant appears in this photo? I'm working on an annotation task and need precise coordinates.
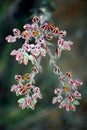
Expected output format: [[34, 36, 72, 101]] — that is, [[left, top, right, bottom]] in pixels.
[[6, 16, 83, 111]]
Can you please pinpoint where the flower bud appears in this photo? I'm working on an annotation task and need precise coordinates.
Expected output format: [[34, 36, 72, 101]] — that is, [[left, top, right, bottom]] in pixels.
[[5, 35, 16, 43], [32, 16, 39, 23], [13, 28, 20, 36], [75, 79, 83, 86], [66, 103, 70, 111], [23, 24, 31, 30], [52, 97, 58, 104]]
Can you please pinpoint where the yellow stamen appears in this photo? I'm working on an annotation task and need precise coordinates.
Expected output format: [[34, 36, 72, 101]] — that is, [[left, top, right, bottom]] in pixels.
[[23, 85, 27, 89], [23, 84, 31, 90], [55, 26, 59, 31], [33, 30, 39, 37], [23, 74, 30, 80], [22, 31, 27, 38], [48, 23, 53, 26], [63, 86, 69, 92], [22, 31, 27, 35]]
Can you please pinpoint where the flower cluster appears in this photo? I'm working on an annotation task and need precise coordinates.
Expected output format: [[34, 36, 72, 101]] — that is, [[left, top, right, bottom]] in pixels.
[[6, 16, 83, 111], [5, 16, 73, 65], [11, 66, 42, 110], [52, 68, 83, 111]]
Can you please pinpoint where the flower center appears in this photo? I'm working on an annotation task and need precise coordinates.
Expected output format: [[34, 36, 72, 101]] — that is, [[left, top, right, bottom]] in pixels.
[[63, 86, 69, 92], [33, 30, 39, 37], [23, 74, 30, 80]]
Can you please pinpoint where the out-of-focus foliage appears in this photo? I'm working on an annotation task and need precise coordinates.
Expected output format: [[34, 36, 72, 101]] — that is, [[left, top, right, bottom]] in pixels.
[[0, 0, 87, 130]]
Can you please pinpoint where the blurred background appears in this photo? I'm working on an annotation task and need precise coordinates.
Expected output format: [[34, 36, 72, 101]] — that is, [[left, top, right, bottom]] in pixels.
[[0, 0, 87, 130]]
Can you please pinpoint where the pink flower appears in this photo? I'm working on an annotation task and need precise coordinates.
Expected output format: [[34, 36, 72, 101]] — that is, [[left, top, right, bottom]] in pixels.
[[5, 35, 16, 43], [34, 48, 40, 56], [59, 100, 66, 108], [32, 94, 37, 102], [67, 41, 73, 45], [59, 75, 65, 81], [23, 24, 31, 30], [69, 79, 76, 86], [71, 104, 76, 111], [40, 48, 46, 57], [53, 27, 59, 36], [64, 44, 71, 51], [55, 48, 61, 58], [52, 97, 58, 104], [20, 89, 26, 95], [59, 30, 67, 37], [40, 23, 55, 32], [68, 93, 74, 102], [34, 87, 40, 93], [37, 93, 43, 99], [15, 75, 22, 81], [53, 65, 60, 74], [74, 91, 81, 97], [75, 79, 83, 86], [16, 52, 22, 61], [11, 49, 29, 65], [66, 103, 70, 111], [57, 95, 63, 103], [64, 41, 73, 51], [32, 66, 39, 73], [11, 85, 17, 92], [35, 45, 40, 50], [54, 88, 61, 95], [29, 104, 35, 110], [46, 33, 53, 40], [40, 23, 48, 31], [31, 49, 39, 57], [17, 84, 23, 90], [26, 97, 31, 105], [22, 31, 32, 40], [25, 83, 31, 89], [13, 28, 20, 36], [31, 23, 38, 29], [10, 50, 17, 55], [65, 72, 72, 78], [57, 38, 73, 57], [23, 58, 28, 65], [32, 16, 39, 23], [22, 103, 26, 109], [26, 31, 32, 39], [37, 38, 45, 44], [23, 43, 31, 52], [57, 39, 64, 47]]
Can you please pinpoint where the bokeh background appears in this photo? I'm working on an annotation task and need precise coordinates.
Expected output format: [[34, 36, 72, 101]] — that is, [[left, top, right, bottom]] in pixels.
[[0, 0, 87, 130]]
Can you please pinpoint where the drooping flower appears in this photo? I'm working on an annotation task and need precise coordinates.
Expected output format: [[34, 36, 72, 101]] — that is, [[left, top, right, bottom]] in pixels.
[[5, 35, 16, 43], [56, 38, 73, 57], [5, 16, 83, 111], [52, 71, 83, 111], [13, 28, 20, 36], [11, 71, 42, 109]]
